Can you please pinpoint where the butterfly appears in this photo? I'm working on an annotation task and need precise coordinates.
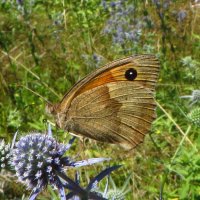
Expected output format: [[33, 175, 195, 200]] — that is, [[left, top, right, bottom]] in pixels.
[[47, 55, 160, 149]]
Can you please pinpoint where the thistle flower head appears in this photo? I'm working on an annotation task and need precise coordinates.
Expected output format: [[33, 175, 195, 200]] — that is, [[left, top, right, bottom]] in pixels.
[[104, 182, 131, 200], [101, 173, 131, 200], [16, 0, 23, 5], [0, 140, 12, 172], [101, 0, 144, 47], [177, 10, 187, 22], [187, 108, 200, 127], [191, 90, 200, 103], [12, 133, 74, 191], [106, 190, 126, 200], [181, 90, 200, 106], [11, 132, 110, 199]]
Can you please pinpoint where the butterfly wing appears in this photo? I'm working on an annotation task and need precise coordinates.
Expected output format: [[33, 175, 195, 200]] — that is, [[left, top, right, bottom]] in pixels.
[[54, 54, 159, 113], [62, 82, 157, 149], [51, 54, 160, 149]]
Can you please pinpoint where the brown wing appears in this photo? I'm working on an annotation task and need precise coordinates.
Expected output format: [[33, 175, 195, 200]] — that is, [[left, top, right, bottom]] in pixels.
[[53, 54, 159, 113], [49, 54, 160, 149], [61, 82, 156, 149]]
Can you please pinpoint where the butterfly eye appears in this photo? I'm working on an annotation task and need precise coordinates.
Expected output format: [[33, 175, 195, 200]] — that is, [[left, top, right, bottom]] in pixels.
[[125, 68, 137, 81]]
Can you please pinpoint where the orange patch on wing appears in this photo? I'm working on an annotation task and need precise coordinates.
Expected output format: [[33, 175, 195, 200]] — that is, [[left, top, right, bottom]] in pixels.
[[77, 63, 134, 95]]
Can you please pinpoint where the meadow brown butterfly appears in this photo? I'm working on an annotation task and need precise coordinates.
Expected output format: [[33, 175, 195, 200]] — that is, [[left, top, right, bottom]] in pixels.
[[47, 55, 160, 149]]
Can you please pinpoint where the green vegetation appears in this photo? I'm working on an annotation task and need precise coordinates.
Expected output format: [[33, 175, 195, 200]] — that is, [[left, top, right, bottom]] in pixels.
[[0, 0, 200, 199]]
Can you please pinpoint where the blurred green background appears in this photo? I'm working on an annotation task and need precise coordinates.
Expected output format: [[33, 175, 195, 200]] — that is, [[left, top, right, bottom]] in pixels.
[[0, 0, 200, 199]]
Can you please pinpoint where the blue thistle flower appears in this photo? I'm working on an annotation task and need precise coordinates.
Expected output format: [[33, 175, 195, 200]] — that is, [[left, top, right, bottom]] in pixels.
[[187, 108, 200, 127], [181, 90, 200, 106], [0, 140, 12, 172], [82, 53, 104, 68], [177, 10, 187, 22], [11, 133, 110, 200], [0, 131, 17, 172], [103, 174, 131, 200], [101, 0, 146, 49], [16, 0, 23, 5]]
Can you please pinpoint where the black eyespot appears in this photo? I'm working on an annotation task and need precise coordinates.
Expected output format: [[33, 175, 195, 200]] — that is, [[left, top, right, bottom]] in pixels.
[[125, 68, 137, 81]]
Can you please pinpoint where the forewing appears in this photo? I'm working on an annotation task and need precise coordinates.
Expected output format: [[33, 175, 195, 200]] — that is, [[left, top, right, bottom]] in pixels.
[[55, 55, 159, 113]]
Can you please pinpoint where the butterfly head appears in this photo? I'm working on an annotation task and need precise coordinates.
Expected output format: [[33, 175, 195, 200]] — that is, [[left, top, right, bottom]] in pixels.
[[45, 103, 59, 115], [46, 102, 71, 131]]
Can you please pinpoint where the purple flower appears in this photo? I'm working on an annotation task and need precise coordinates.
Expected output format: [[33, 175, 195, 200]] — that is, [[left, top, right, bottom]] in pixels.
[[177, 10, 187, 22], [11, 133, 110, 200], [82, 53, 104, 68], [101, 1, 145, 47], [16, 0, 23, 5]]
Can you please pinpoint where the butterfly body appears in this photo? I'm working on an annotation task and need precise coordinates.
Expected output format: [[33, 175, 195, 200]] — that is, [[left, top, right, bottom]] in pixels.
[[48, 55, 160, 149]]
